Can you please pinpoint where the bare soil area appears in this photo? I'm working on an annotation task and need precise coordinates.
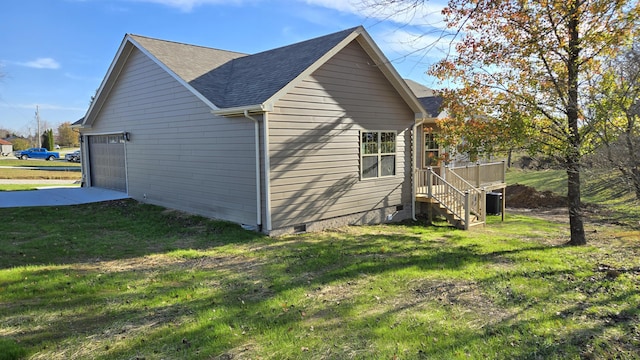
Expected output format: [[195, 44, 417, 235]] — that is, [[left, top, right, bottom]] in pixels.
[[503, 184, 635, 229], [505, 184, 568, 209]]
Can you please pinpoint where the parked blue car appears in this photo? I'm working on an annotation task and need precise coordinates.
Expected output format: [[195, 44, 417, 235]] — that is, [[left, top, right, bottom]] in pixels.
[[15, 148, 60, 161]]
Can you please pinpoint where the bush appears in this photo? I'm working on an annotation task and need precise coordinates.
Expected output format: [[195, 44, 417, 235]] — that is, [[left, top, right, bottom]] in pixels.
[[8, 138, 29, 151]]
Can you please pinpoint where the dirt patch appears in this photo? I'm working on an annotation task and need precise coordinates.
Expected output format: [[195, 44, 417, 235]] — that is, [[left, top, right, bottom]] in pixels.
[[502, 184, 624, 226], [504, 184, 567, 209]]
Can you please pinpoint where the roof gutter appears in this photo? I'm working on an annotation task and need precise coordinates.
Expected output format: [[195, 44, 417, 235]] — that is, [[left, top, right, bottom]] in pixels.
[[212, 103, 273, 117]]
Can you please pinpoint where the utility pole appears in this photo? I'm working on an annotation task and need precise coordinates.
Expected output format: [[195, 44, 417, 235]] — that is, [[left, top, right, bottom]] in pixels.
[[36, 105, 41, 148]]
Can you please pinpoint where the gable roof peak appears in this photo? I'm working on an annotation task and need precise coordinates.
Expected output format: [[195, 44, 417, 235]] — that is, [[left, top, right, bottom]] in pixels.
[[81, 26, 426, 125], [203, 26, 363, 108], [127, 33, 247, 56]]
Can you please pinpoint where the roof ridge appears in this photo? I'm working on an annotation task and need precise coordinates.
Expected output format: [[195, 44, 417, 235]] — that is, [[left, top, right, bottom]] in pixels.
[[214, 26, 362, 108], [128, 33, 248, 56], [249, 26, 361, 57]]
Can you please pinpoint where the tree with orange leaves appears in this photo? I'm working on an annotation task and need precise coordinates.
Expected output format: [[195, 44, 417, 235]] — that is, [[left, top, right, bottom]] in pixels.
[[425, 0, 639, 245]]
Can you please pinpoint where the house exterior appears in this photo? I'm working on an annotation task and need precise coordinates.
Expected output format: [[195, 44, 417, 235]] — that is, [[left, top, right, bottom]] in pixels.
[[405, 80, 507, 229], [75, 27, 440, 235], [0, 139, 13, 156]]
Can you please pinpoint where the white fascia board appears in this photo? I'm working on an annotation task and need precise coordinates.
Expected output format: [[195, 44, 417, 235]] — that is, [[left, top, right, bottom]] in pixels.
[[211, 103, 274, 116], [81, 130, 128, 136], [127, 35, 220, 111], [81, 35, 133, 127], [415, 113, 428, 124]]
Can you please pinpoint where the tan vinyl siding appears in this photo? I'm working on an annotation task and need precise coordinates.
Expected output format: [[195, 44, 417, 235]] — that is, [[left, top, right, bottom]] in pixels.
[[88, 48, 258, 225], [269, 41, 414, 229]]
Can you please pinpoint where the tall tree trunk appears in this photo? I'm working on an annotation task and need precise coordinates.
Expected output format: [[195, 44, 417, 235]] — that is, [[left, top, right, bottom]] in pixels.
[[624, 113, 640, 200], [567, 157, 586, 245], [632, 168, 640, 201], [566, 0, 587, 245]]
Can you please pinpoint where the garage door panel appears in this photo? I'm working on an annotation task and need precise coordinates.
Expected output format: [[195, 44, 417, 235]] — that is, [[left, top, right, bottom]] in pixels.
[[89, 135, 126, 192]]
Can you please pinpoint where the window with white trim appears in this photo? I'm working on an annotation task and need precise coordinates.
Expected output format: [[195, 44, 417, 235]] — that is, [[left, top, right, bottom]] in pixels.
[[361, 131, 396, 179], [424, 132, 440, 167]]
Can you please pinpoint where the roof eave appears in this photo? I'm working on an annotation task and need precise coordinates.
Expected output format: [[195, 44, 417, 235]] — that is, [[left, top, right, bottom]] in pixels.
[[128, 35, 221, 111], [257, 26, 428, 118], [211, 102, 274, 116], [80, 35, 134, 128], [82, 34, 224, 128], [258, 28, 363, 108]]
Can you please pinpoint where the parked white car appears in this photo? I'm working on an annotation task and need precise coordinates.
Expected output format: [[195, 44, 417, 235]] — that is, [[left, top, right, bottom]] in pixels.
[[65, 150, 81, 162]]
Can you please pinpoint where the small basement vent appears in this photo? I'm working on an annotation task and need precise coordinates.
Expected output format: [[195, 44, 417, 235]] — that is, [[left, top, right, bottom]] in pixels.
[[293, 224, 307, 233], [396, 205, 404, 211]]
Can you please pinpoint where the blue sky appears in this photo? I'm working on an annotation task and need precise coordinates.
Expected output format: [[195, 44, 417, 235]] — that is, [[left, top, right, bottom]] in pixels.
[[0, 0, 450, 136]]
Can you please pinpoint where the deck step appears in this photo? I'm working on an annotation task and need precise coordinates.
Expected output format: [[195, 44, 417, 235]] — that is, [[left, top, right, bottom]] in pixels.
[[428, 202, 484, 230]]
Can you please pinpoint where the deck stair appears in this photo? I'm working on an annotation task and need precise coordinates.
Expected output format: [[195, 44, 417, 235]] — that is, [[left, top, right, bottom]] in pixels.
[[416, 162, 507, 230]]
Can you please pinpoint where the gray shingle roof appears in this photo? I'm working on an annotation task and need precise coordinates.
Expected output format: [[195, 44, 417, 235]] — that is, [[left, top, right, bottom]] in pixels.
[[404, 79, 443, 118], [130, 35, 247, 84], [417, 96, 444, 118], [131, 27, 358, 109]]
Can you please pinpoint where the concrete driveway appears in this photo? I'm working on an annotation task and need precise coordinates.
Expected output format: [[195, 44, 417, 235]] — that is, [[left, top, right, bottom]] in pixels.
[[0, 187, 129, 208]]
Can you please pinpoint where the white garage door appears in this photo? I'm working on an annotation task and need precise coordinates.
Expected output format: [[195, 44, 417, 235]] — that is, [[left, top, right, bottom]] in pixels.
[[88, 134, 126, 192]]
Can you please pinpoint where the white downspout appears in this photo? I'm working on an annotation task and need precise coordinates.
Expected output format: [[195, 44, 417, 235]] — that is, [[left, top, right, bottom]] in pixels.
[[412, 122, 418, 221], [243, 110, 262, 229], [262, 112, 273, 232]]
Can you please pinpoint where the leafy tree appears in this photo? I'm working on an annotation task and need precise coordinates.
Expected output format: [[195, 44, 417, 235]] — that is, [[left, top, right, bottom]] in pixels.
[[589, 43, 640, 200], [10, 138, 29, 151], [41, 131, 48, 150], [423, 0, 639, 245], [57, 122, 79, 147], [42, 129, 54, 151], [48, 129, 54, 150]]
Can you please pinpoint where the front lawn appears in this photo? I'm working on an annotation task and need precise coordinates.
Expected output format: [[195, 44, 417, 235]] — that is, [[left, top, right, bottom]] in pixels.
[[0, 200, 638, 359], [0, 159, 81, 182], [0, 159, 81, 168]]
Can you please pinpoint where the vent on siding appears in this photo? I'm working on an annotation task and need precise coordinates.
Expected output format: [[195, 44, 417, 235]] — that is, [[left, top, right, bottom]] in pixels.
[[396, 205, 404, 211], [293, 224, 307, 233]]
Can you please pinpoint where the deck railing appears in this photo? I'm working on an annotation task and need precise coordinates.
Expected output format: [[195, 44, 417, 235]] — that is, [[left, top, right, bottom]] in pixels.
[[443, 169, 486, 224], [445, 161, 507, 189], [416, 168, 483, 229], [415, 162, 506, 229]]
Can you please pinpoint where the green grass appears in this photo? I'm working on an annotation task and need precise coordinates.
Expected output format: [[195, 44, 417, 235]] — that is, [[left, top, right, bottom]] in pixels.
[[0, 159, 81, 181], [0, 168, 81, 180], [1, 200, 638, 359], [0, 159, 81, 167]]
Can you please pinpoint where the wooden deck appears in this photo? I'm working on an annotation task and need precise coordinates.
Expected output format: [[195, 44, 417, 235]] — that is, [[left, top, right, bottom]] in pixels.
[[415, 162, 507, 229]]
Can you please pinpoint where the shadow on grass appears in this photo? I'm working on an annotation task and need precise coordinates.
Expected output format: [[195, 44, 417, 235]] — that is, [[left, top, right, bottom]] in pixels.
[[1, 202, 638, 359], [0, 199, 266, 270]]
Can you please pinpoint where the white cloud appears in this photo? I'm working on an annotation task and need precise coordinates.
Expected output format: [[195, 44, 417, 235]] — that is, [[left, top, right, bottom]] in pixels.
[[126, 0, 447, 26], [304, 0, 448, 29], [21, 58, 61, 69]]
